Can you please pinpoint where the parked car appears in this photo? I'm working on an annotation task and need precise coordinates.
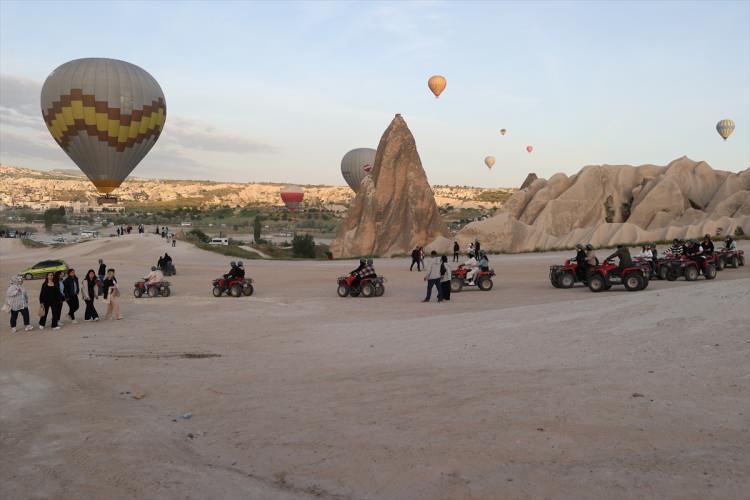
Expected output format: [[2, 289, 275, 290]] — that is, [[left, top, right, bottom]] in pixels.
[[19, 259, 68, 280], [209, 237, 229, 246]]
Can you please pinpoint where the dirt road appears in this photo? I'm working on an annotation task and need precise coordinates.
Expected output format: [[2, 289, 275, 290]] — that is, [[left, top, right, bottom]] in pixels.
[[1, 235, 748, 499]]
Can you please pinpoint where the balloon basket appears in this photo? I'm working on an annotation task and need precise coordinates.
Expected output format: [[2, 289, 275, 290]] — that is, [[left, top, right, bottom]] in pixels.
[[97, 195, 118, 205]]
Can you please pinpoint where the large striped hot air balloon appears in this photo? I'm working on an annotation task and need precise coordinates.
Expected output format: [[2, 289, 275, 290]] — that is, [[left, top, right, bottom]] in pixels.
[[280, 185, 304, 212], [41, 58, 166, 199], [341, 148, 376, 192], [716, 119, 735, 141]]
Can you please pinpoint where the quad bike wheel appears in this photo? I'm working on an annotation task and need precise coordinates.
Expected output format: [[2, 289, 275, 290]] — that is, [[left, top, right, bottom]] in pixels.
[[374, 284, 385, 297], [588, 274, 606, 292], [361, 283, 375, 298], [703, 264, 716, 280], [550, 276, 562, 288], [212, 286, 223, 297], [450, 278, 463, 293], [559, 272, 575, 289], [161, 286, 171, 297], [658, 266, 669, 280], [716, 257, 725, 271], [684, 266, 699, 281], [478, 277, 493, 291], [350, 290, 360, 297], [730, 256, 739, 268], [624, 273, 644, 291], [739, 255, 745, 266], [242, 284, 254, 296], [337, 284, 350, 297], [230, 284, 242, 297], [148, 286, 158, 298], [134, 288, 143, 298], [641, 276, 650, 290]]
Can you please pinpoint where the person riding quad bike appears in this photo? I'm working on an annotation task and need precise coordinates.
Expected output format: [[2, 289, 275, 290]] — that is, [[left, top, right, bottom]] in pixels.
[[477, 252, 490, 272], [236, 261, 246, 279], [224, 261, 239, 280], [684, 240, 705, 266], [669, 238, 685, 256], [605, 244, 633, 276], [574, 244, 587, 282], [701, 234, 714, 255], [144, 266, 164, 286], [725, 235, 737, 250]]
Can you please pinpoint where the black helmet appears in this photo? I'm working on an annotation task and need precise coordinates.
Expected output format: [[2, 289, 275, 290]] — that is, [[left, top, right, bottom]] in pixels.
[[575, 244, 583, 250], [237, 261, 244, 268], [704, 234, 710, 239], [359, 258, 366, 265], [230, 261, 237, 267], [366, 258, 373, 265], [585, 244, 593, 250]]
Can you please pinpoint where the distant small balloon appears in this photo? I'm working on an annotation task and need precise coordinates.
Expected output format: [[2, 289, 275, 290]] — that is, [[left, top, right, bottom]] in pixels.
[[484, 156, 495, 170], [428, 75, 446, 98], [716, 119, 735, 141], [499, 129, 507, 136], [526, 145, 534, 154]]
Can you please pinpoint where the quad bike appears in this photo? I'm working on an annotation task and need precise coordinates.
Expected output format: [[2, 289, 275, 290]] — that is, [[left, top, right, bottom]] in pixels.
[[134, 280, 171, 298], [336, 275, 385, 298], [158, 262, 177, 276], [717, 248, 745, 269], [212, 276, 254, 297], [451, 265, 495, 292], [633, 256, 661, 279], [587, 260, 649, 292], [659, 255, 716, 281], [549, 259, 588, 288]]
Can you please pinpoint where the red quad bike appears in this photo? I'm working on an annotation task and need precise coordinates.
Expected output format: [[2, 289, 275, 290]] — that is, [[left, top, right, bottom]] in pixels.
[[451, 265, 495, 292], [587, 260, 649, 292], [717, 248, 745, 269], [337, 275, 386, 298], [633, 256, 661, 280], [549, 259, 587, 288], [134, 280, 171, 298], [212, 277, 254, 297], [660, 255, 716, 281]]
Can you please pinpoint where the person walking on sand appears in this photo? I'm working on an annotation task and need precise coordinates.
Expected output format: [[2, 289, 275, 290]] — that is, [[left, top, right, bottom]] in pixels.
[[418, 246, 425, 266], [81, 269, 100, 321], [54, 270, 66, 325], [63, 269, 80, 324], [453, 241, 460, 262], [410, 247, 421, 272], [102, 269, 122, 320], [97, 258, 106, 285], [39, 272, 63, 330], [5, 275, 34, 332], [422, 251, 443, 303], [440, 255, 452, 301]]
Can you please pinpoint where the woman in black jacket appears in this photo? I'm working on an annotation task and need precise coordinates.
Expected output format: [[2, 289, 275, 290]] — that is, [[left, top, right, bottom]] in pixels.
[[81, 269, 100, 321], [39, 272, 63, 330], [63, 269, 80, 323]]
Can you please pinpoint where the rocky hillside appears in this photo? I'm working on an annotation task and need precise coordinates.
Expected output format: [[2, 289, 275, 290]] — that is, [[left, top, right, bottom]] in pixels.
[[0, 165, 512, 209], [429, 157, 750, 253]]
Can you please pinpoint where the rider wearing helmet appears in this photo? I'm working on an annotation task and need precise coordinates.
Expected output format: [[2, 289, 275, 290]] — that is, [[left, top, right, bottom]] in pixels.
[[224, 261, 238, 280], [575, 244, 587, 281], [585, 244, 598, 268], [235, 261, 246, 279], [350, 258, 367, 288], [144, 265, 164, 287]]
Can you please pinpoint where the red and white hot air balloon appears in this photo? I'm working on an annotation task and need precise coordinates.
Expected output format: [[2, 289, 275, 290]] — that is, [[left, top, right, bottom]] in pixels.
[[526, 145, 534, 154], [280, 185, 304, 212]]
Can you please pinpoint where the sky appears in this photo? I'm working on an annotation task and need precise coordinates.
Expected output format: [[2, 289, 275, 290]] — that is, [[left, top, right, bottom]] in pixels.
[[1, 0, 748, 188]]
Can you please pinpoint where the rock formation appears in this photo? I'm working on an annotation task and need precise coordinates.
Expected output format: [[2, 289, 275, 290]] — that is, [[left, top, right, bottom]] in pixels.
[[330, 114, 450, 257], [519, 173, 538, 190], [429, 157, 750, 253]]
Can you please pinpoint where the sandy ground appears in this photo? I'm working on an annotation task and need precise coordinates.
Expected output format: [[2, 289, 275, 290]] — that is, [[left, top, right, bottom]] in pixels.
[[1, 234, 749, 500]]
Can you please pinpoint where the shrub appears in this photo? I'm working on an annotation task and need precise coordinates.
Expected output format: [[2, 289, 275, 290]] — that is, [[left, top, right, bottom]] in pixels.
[[735, 227, 745, 237], [253, 215, 262, 243], [187, 228, 210, 243], [292, 233, 316, 258]]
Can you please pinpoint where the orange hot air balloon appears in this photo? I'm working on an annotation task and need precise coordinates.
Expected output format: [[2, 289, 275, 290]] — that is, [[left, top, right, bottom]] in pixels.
[[526, 145, 534, 153], [428, 75, 446, 98]]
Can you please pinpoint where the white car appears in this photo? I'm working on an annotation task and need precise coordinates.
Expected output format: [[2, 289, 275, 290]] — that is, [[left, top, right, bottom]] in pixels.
[[209, 237, 229, 246]]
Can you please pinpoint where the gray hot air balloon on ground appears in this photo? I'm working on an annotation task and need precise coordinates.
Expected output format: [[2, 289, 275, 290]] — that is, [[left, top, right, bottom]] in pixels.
[[41, 58, 166, 199], [341, 148, 376, 192]]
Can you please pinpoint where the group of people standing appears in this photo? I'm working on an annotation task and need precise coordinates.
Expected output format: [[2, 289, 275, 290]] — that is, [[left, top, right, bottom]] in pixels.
[[5, 259, 122, 333]]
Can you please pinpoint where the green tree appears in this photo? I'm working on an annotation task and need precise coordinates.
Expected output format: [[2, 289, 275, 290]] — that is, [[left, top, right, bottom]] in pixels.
[[253, 215, 262, 243], [292, 233, 316, 258], [43, 206, 66, 230]]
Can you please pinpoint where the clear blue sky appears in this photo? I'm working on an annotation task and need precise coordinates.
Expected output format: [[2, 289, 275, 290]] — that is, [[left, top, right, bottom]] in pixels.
[[1, 0, 748, 187]]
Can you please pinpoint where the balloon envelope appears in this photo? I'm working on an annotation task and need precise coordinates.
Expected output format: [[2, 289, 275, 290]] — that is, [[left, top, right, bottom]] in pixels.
[[716, 119, 735, 140], [428, 75, 446, 98], [526, 145, 534, 153], [280, 185, 304, 211], [484, 156, 495, 169], [500, 129, 507, 136], [41, 58, 166, 194], [341, 148, 376, 192]]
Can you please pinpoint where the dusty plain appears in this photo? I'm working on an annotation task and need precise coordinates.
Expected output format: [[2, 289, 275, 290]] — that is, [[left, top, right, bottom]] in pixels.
[[1, 235, 749, 499]]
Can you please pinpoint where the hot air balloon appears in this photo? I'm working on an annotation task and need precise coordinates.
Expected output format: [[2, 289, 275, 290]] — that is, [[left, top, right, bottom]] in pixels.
[[41, 58, 166, 202], [280, 185, 304, 212], [526, 145, 534, 154], [499, 129, 507, 136], [341, 148, 376, 192], [484, 156, 495, 170], [428, 75, 446, 98], [716, 119, 735, 141]]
